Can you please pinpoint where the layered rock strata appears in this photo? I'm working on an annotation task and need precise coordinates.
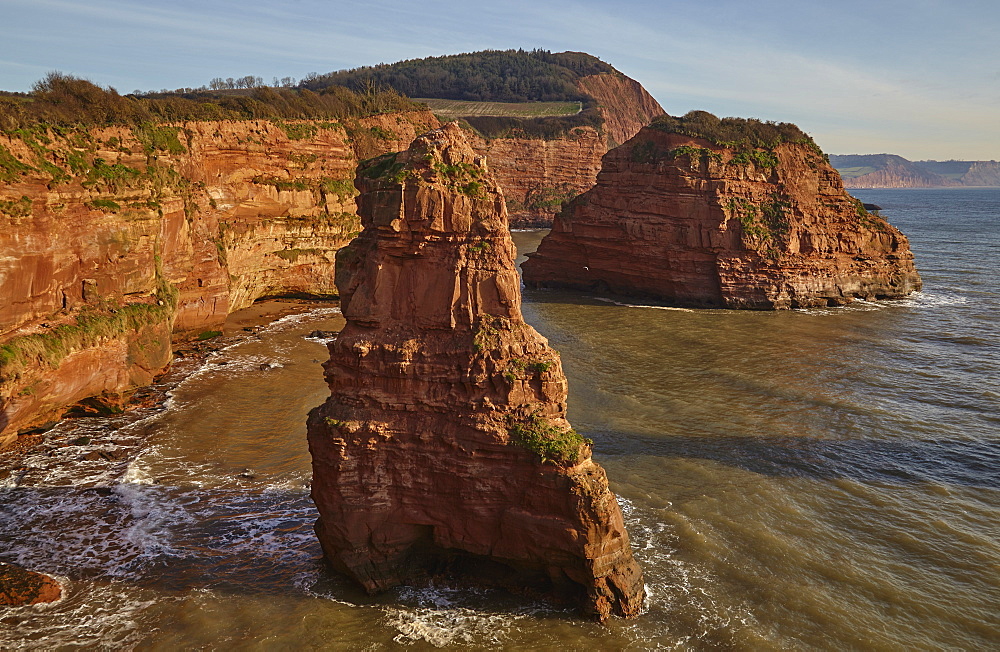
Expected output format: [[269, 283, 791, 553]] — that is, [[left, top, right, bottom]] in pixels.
[[523, 123, 922, 309], [576, 72, 667, 148], [470, 126, 605, 228], [0, 111, 439, 443], [472, 72, 666, 228], [306, 123, 644, 619]]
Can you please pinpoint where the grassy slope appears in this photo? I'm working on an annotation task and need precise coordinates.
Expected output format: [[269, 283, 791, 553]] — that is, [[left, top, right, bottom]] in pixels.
[[415, 99, 582, 118]]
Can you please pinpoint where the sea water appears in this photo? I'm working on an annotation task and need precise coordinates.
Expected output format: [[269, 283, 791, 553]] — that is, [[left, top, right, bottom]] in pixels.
[[1, 188, 997, 649]]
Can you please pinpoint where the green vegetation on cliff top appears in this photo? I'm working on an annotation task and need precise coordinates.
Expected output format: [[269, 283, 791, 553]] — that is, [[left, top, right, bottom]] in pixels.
[[0, 72, 420, 132], [304, 49, 617, 141], [302, 49, 615, 103], [650, 111, 821, 152], [0, 51, 625, 141]]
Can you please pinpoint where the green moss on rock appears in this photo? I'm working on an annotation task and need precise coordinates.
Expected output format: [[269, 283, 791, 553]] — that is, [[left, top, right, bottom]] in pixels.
[[508, 413, 592, 465]]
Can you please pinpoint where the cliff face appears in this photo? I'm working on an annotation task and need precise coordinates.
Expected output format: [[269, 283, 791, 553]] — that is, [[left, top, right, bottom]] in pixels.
[[959, 161, 1000, 186], [576, 73, 666, 148], [831, 154, 1000, 188], [0, 111, 438, 443], [832, 154, 958, 189], [469, 72, 665, 228], [306, 123, 644, 619], [523, 126, 922, 309], [470, 127, 605, 227]]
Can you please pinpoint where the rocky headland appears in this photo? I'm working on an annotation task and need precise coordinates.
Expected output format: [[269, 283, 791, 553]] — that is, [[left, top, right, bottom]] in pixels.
[[314, 51, 665, 227], [523, 112, 922, 309], [305, 123, 645, 619], [470, 71, 665, 227], [0, 111, 438, 445], [830, 154, 1000, 188]]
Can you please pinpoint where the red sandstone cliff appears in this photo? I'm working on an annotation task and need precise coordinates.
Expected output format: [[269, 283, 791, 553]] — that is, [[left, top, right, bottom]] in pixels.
[[523, 121, 921, 309], [576, 73, 666, 148], [469, 72, 665, 228], [470, 127, 605, 227], [306, 123, 644, 620], [0, 111, 438, 444]]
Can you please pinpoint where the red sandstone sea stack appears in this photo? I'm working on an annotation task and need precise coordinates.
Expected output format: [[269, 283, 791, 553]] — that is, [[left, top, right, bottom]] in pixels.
[[306, 123, 644, 619], [522, 112, 922, 309]]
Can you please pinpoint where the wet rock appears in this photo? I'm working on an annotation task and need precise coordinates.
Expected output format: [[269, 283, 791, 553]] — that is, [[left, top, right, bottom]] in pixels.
[[0, 562, 62, 606], [307, 123, 644, 620]]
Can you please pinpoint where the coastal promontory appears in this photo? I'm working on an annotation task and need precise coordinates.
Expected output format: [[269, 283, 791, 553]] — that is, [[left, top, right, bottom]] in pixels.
[[522, 112, 922, 309]]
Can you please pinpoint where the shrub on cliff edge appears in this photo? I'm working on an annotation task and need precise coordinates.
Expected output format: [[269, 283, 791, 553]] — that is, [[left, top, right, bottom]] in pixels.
[[650, 110, 820, 152], [508, 414, 592, 465]]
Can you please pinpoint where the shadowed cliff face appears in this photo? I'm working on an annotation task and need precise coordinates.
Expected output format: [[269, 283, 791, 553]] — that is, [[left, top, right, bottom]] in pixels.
[[306, 123, 645, 620], [471, 127, 606, 229], [0, 112, 438, 442], [522, 127, 922, 309]]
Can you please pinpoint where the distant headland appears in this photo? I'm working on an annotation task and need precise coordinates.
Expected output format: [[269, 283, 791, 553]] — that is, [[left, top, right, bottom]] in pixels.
[[830, 154, 1000, 188]]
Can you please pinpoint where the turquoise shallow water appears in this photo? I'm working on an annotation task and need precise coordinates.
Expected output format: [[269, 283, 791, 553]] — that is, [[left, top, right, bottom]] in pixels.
[[1, 188, 998, 649]]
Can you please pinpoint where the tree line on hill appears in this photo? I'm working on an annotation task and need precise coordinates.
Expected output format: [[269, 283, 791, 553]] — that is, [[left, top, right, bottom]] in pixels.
[[0, 50, 631, 141], [301, 49, 616, 104], [0, 72, 419, 132]]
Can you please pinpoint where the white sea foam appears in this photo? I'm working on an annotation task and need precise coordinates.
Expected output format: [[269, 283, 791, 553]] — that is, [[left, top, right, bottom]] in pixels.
[[0, 302, 350, 647], [259, 306, 342, 335], [616, 497, 759, 645], [385, 585, 537, 648], [898, 289, 969, 308], [0, 580, 162, 650], [592, 296, 696, 312]]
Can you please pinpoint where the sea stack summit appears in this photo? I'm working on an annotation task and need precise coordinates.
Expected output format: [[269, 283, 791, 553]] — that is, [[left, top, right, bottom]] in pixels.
[[522, 112, 922, 309], [306, 123, 645, 619]]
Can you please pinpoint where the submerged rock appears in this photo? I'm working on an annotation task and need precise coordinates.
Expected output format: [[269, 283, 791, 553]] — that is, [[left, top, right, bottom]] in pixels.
[[0, 562, 62, 606], [306, 123, 644, 619], [522, 113, 922, 309]]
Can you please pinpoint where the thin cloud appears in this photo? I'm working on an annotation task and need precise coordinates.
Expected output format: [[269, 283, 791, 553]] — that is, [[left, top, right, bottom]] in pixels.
[[1, 0, 996, 158]]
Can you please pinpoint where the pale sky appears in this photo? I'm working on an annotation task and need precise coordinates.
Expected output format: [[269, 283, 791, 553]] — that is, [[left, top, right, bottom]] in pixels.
[[2, 0, 997, 160]]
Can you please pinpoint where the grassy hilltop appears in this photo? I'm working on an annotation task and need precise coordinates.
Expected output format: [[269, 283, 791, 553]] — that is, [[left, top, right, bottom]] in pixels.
[[303, 49, 625, 139]]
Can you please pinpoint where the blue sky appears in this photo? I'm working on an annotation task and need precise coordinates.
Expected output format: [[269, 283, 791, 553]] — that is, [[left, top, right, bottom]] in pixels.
[[3, 0, 997, 159]]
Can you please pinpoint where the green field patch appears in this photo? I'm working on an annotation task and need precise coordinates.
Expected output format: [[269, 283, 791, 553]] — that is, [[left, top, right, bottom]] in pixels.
[[415, 98, 582, 118], [837, 166, 877, 179]]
